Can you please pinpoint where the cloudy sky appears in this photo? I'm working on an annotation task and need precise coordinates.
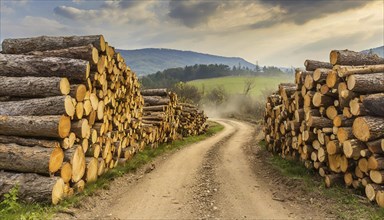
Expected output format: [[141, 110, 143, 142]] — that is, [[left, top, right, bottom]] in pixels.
[[1, 0, 383, 67]]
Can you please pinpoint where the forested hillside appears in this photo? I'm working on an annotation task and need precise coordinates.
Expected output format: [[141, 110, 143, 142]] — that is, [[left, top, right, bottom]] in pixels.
[[117, 48, 255, 75]]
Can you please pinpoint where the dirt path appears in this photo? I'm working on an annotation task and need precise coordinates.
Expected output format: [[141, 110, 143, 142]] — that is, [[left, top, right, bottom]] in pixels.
[[59, 119, 328, 219]]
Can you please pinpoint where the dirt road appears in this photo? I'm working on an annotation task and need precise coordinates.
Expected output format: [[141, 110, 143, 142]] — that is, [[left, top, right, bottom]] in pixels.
[[61, 119, 328, 219]]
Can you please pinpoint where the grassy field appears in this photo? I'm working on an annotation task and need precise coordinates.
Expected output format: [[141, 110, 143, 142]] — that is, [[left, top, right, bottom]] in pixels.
[[188, 75, 293, 97]]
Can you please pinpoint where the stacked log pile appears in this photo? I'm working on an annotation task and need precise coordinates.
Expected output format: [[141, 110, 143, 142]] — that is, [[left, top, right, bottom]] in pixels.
[[178, 103, 208, 136], [141, 89, 180, 146], [263, 49, 384, 207], [0, 35, 144, 204]]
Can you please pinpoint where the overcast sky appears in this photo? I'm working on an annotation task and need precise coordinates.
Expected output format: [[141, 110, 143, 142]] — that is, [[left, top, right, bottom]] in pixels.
[[1, 0, 383, 67]]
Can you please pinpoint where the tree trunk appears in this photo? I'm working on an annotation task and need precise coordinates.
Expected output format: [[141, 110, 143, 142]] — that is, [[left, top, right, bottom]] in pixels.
[[370, 170, 384, 184], [312, 92, 334, 107], [330, 50, 384, 65], [326, 70, 340, 88], [304, 60, 332, 71], [343, 139, 366, 159], [143, 105, 169, 112], [366, 139, 384, 154], [325, 173, 343, 187], [335, 64, 384, 77], [0, 96, 75, 117], [306, 116, 333, 128], [0, 143, 64, 174], [362, 93, 384, 117], [0, 115, 71, 138], [337, 127, 354, 143], [353, 116, 384, 142], [143, 96, 171, 106], [347, 73, 384, 93], [313, 68, 332, 82], [0, 135, 60, 148], [0, 76, 70, 97], [141, 89, 168, 96], [64, 145, 86, 183], [326, 140, 342, 155], [26, 44, 99, 65], [0, 54, 90, 82], [0, 171, 64, 204], [368, 156, 384, 170], [365, 183, 384, 201], [2, 35, 106, 53], [349, 99, 369, 116]]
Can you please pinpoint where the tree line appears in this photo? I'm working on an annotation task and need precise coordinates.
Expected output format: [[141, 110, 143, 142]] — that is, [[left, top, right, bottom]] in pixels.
[[140, 63, 288, 88]]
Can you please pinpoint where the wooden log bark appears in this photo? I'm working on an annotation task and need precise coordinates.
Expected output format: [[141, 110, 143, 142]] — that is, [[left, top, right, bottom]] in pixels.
[[2, 35, 106, 53], [0, 77, 70, 97], [330, 50, 384, 65], [335, 64, 384, 77], [313, 68, 332, 82], [0, 96, 75, 117], [26, 44, 99, 65], [0, 115, 71, 138], [0, 171, 64, 204], [337, 127, 354, 144], [347, 73, 384, 93], [0, 143, 64, 174], [0, 54, 90, 82], [304, 60, 332, 71], [143, 96, 171, 106], [0, 135, 60, 148], [353, 116, 384, 142], [312, 92, 334, 107], [343, 139, 366, 159], [368, 156, 384, 170], [325, 173, 344, 187], [141, 89, 168, 96], [306, 116, 333, 128], [366, 139, 384, 154], [349, 99, 369, 116], [362, 93, 384, 117]]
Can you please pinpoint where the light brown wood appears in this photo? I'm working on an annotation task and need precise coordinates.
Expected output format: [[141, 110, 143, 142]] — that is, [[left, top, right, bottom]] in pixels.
[[0, 115, 71, 138], [335, 64, 384, 77], [352, 116, 384, 142], [347, 73, 384, 93]]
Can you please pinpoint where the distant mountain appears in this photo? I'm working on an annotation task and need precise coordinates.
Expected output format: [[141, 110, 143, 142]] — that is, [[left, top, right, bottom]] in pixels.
[[117, 48, 255, 76], [361, 46, 384, 57]]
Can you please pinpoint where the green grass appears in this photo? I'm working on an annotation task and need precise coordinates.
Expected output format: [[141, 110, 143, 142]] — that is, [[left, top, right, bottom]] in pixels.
[[188, 75, 293, 97], [259, 140, 384, 220], [1, 122, 224, 220]]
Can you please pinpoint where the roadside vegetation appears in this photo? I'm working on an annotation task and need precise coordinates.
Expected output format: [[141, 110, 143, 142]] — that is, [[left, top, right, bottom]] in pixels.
[[0, 122, 224, 220], [259, 140, 384, 220]]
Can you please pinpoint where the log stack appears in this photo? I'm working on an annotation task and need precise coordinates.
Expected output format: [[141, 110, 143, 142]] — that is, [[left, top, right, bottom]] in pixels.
[[178, 103, 208, 136], [141, 89, 180, 145], [263, 49, 384, 207], [0, 35, 144, 204]]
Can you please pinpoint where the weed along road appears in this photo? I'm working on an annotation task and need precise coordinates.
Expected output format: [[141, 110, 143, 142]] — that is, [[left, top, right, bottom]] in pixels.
[[68, 119, 298, 219]]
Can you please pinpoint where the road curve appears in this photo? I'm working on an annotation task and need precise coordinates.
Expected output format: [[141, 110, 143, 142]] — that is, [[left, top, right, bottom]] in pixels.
[[106, 119, 293, 219]]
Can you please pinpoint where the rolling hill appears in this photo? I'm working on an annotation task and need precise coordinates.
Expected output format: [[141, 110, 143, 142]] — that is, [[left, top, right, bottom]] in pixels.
[[117, 48, 255, 76], [361, 46, 384, 57]]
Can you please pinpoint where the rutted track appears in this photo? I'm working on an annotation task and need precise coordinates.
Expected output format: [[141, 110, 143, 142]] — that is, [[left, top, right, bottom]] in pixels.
[[58, 119, 309, 219]]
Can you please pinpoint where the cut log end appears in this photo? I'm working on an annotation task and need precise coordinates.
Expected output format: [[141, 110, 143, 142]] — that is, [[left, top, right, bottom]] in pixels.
[[59, 78, 70, 95], [58, 115, 71, 138], [52, 178, 65, 205], [49, 147, 64, 173]]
